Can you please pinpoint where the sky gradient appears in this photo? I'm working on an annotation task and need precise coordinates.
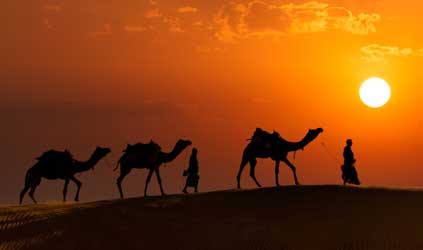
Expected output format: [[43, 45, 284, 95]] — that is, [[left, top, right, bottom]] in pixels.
[[1, 0, 422, 204]]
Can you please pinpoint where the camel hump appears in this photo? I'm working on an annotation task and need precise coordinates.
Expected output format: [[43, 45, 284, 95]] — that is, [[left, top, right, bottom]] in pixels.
[[36, 149, 74, 163], [251, 128, 281, 143], [124, 141, 161, 154]]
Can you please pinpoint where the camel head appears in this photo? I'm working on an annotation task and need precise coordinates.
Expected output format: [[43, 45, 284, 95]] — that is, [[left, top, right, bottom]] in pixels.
[[94, 146, 112, 156], [310, 128, 324, 135], [90, 146, 112, 170], [299, 128, 323, 150], [303, 128, 324, 148], [176, 139, 192, 150]]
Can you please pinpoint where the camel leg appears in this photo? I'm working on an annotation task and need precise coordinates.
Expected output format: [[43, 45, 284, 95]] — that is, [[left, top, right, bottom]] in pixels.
[[70, 176, 82, 202], [19, 173, 32, 205], [249, 159, 262, 188], [144, 168, 155, 197], [117, 168, 131, 199], [28, 185, 38, 204], [283, 159, 300, 185], [275, 160, 280, 187], [27, 172, 41, 205], [20, 168, 38, 205], [19, 184, 30, 205], [63, 179, 70, 202], [154, 168, 165, 196], [236, 156, 249, 189]]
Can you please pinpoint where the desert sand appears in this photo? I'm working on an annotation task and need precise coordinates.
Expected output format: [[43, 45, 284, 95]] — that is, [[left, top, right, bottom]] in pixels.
[[1, 185, 423, 250]]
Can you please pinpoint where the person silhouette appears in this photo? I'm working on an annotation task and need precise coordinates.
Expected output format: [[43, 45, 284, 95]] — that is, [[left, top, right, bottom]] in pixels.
[[343, 139, 355, 165], [182, 148, 200, 193], [341, 139, 360, 185]]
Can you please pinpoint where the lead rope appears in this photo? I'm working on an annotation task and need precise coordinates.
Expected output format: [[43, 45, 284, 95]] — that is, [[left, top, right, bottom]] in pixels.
[[105, 158, 115, 170], [321, 142, 342, 165]]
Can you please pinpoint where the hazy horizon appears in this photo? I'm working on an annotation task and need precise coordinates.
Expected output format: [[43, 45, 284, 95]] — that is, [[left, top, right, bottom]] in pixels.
[[1, 0, 421, 204]]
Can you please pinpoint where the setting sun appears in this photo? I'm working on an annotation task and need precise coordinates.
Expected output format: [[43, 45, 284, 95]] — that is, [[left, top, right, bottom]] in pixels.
[[359, 77, 391, 108]]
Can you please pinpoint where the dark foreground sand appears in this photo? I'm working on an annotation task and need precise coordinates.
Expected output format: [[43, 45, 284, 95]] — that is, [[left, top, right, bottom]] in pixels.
[[1, 185, 423, 250]]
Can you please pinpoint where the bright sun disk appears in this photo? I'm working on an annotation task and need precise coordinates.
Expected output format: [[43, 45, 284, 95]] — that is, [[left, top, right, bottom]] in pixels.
[[359, 77, 391, 108]]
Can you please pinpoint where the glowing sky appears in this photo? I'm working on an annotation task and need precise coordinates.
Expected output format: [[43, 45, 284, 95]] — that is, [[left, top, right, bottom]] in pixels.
[[1, 0, 421, 204]]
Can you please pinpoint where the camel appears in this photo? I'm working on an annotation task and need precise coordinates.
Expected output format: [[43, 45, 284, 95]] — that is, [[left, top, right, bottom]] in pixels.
[[19, 146, 111, 204], [236, 128, 323, 189], [115, 139, 192, 198]]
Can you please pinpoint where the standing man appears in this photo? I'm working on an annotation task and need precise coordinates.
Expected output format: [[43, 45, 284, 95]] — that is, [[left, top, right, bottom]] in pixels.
[[343, 139, 356, 166], [341, 139, 360, 185], [183, 148, 200, 193]]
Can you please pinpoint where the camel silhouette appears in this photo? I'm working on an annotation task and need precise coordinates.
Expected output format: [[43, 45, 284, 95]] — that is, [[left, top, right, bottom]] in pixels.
[[115, 139, 192, 198], [19, 147, 111, 204], [237, 128, 323, 188]]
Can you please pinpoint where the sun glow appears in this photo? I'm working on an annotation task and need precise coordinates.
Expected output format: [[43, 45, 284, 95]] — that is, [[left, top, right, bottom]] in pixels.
[[359, 77, 391, 108]]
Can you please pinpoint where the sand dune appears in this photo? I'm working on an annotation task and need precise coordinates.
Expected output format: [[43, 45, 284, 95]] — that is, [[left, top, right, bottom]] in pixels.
[[1, 185, 423, 250]]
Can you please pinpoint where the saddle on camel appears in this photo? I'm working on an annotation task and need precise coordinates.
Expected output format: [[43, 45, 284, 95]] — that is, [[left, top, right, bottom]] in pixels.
[[249, 128, 284, 150]]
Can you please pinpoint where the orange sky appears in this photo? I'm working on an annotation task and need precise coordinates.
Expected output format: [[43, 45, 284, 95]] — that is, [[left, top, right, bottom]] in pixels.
[[1, 0, 422, 204]]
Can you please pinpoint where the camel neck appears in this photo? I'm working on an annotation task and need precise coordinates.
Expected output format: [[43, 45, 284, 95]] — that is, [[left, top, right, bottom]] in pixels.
[[285, 132, 317, 152], [75, 152, 102, 173], [160, 143, 187, 163]]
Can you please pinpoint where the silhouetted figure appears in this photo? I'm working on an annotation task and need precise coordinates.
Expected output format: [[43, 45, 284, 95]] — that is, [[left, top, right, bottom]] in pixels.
[[183, 148, 200, 193], [115, 139, 192, 198], [237, 127, 324, 188], [19, 147, 111, 204], [341, 139, 360, 185]]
